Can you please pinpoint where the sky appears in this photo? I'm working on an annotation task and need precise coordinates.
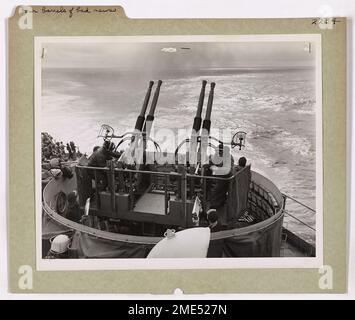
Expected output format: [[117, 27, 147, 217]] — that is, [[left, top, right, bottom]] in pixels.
[[41, 40, 316, 71]]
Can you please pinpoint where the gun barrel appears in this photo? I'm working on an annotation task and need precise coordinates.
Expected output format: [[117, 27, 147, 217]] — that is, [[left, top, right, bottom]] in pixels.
[[146, 79, 162, 120], [141, 80, 162, 165], [202, 82, 215, 133], [144, 80, 162, 132], [134, 80, 154, 131], [192, 80, 207, 133]]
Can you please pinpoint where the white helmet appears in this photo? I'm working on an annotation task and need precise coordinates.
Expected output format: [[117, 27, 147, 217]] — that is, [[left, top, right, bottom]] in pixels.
[[50, 234, 70, 254], [49, 158, 61, 169]]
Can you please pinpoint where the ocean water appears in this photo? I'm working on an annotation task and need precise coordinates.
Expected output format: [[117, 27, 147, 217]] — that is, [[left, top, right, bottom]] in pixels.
[[42, 67, 316, 244]]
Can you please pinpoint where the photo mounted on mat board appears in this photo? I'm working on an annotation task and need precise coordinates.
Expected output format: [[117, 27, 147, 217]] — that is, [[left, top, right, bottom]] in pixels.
[[35, 34, 323, 270]]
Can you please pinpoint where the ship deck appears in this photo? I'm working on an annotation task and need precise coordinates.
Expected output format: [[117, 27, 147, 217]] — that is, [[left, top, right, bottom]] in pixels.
[[43, 166, 316, 258], [280, 240, 304, 257], [134, 192, 167, 215]]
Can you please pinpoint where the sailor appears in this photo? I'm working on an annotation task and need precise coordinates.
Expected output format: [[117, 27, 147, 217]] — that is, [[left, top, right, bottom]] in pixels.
[[45, 234, 71, 259], [42, 158, 73, 185], [42, 158, 60, 191], [92, 145, 100, 153], [88, 141, 113, 167], [235, 156, 247, 172], [66, 191, 82, 223], [66, 143, 73, 159], [207, 209, 223, 232], [70, 141, 77, 160], [88, 142, 109, 191], [48, 158, 62, 179], [47, 145, 53, 158], [43, 146, 51, 160], [87, 141, 120, 191], [59, 142, 66, 158], [209, 144, 234, 210]]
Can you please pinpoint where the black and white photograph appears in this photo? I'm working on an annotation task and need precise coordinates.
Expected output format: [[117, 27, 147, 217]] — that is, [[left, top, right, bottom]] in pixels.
[[36, 35, 322, 268]]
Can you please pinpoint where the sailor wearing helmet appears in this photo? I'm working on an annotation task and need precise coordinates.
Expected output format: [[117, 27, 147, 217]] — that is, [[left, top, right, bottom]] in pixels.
[[45, 234, 71, 259]]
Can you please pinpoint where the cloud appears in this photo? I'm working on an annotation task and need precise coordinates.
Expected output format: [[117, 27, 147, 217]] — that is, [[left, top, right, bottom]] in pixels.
[[161, 47, 177, 53]]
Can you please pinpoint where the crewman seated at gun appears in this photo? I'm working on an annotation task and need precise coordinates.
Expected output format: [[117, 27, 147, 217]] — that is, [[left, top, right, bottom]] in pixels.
[[88, 141, 120, 192], [208, 144, 234, 210], [207, 209, 225, 232]]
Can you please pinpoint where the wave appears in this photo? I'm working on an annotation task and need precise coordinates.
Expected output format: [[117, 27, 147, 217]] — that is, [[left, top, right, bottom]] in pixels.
[[295, 109, 315, 115], [277, 131, 313, 157]]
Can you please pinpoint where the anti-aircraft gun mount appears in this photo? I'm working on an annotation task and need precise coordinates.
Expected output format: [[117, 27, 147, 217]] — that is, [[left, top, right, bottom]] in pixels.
[[76, 80, 249, 236]]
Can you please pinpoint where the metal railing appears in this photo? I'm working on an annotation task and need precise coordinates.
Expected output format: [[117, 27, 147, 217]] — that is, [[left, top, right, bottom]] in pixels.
[[76, 164, 237, 222], [248, 180, 279, 220], [78, 165, 181, 215], [282, 193, 316, 232], [77, 163, 287, 232], [283, 194, 316, 213]]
